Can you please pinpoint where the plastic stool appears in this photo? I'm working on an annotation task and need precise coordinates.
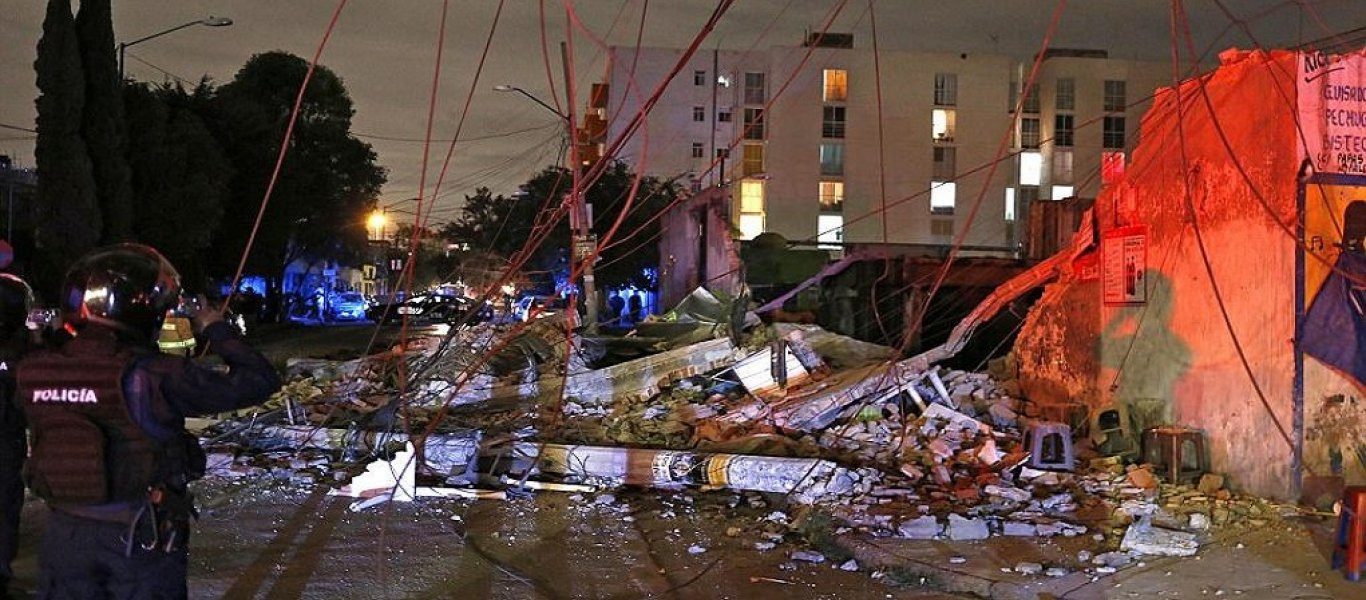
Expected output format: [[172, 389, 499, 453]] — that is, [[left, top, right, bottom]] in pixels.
[[1142, 426, 1208, 484], [1332, 486, 1366, 581], [1089, 401, 1137, 457], [1025, 421, 1075, 471]]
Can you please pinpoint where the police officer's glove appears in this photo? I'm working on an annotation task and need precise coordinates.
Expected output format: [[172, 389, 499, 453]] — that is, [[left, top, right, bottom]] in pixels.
[[189, 294, 224, 333]]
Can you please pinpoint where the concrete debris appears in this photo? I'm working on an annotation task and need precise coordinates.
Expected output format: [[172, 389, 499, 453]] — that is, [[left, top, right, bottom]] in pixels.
[[946, 514, 990, 541], [200, 316, 1291, 578], [1120, 519, 1200, 557], [898, 515, 941, 540]]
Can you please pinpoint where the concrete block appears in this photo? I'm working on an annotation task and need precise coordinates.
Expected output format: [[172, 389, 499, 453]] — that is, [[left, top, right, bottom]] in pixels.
[[947, 514, 989, 540]]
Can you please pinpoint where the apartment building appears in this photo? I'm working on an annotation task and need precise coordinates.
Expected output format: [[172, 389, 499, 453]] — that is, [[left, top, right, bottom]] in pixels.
[[598, 39, 1169, 255]]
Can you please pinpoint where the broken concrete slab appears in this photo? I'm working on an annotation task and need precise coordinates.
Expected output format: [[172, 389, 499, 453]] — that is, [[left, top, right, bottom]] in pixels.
[[897, 515, 941, 540], [946, 514, 990, 541], [1119, 520, 1199, 557]]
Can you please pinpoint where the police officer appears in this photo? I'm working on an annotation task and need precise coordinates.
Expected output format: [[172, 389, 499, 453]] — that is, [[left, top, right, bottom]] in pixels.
[[17, 244, 281, 598], [0, 274, 33, 598]]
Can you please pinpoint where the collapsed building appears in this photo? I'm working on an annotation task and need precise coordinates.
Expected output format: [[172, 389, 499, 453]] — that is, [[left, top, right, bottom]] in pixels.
[[1014, 48, 1366, 500]]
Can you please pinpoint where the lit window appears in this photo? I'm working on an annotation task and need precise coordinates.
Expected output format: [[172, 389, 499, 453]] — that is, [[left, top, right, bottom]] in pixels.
[[818, 214, 844, 247], [694, 70, 706, 86], [819, 181, 844, 212], [744, 72, 766, 104], [740, 180, 765, 214], [934, 73, 957, 106], [691, 142, 704, 159], [742, 143, 764, 176], [932, 109, 956, 142], [692, 106, 705, 122], [1004, 187, 1016, 221], [743, 108, 765, 140], [1051, 185, 1075, 200], [822, 106, 846, 138], [1020, 117, 1040, 149], [739, 180, 766, 240], [1103, 116, 1126, 149], [1054, 114, 1074, 147], [819, 143, 844, 176], [1052, 148, 1074, 183], [930, 181, 956, 214], [933, 146, 955, 180], [738, 214, 765, 240], [1104, 80, 1127, 112], [1102, 151, 1127, 185], [823, 69, 848, 102], [1020, 151, 1043, 186], [1056, 78, 1075, 111]]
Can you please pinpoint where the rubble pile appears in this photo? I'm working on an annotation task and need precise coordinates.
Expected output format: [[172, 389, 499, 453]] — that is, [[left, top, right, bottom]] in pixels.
[[192, 286, 1307, 585]]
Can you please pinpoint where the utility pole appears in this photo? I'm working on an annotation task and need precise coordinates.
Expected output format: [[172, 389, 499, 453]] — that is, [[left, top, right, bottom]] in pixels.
[[561, 39, 598, 331]]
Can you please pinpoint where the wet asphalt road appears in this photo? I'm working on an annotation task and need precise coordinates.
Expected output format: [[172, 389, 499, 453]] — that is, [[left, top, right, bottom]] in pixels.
[[7, 320, 965, 599]]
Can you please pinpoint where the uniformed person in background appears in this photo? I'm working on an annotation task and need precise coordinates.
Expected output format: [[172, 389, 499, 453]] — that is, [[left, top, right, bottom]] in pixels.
[[17, 244, 281, 599], [0, 274, 34, 599]]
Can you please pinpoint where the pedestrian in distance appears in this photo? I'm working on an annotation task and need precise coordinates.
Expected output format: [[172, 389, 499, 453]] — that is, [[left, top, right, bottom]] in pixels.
[[17, 244, 281, 599], [0, 274, 34, 600]]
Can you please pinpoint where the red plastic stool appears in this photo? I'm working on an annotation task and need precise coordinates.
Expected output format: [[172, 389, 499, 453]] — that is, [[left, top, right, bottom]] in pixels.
[[1333, 486, 1366, 581]]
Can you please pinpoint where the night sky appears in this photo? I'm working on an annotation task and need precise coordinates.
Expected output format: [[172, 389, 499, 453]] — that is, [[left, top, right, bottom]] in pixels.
[[1, 0, 1362, 225]]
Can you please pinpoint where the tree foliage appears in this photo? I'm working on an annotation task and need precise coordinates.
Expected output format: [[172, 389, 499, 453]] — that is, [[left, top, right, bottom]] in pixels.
[[74, 0, 132, 243], [443, 161, 680, 291], [32, 0, 99, 296], [208, 51, 386, 279], [122, 81, 232, 286]]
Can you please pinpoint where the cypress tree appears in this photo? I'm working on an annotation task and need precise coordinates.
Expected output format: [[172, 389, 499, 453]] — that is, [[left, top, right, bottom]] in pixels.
[[75, 0, 133, 242], [33, 0, 101, 295]]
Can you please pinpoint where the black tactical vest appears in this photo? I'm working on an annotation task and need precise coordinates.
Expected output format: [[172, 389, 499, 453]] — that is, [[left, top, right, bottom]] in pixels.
[[18, 345, 161, 505]]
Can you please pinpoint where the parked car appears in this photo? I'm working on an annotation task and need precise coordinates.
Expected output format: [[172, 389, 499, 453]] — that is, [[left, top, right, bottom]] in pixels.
[[513, 295, 569, 322], [330, 292, 369, 321], [368, 294, 492, 325]]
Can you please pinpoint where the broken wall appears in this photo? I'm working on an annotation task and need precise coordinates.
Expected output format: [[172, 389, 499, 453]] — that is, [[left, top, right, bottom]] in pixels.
[[1016, 50, 1301, 499]]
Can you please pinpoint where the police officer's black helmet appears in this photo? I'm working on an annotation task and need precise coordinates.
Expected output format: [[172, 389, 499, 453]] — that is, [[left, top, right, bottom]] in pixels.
[[62, 244, 181, 342], [0, 273, 33, 337]]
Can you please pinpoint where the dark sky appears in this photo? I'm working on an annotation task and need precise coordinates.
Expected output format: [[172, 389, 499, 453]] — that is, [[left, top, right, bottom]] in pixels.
[[2, 1, 1362, 225]]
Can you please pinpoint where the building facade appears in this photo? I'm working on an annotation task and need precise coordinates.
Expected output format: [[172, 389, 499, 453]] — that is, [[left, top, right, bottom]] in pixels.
[[599, 41, 1169, 256]]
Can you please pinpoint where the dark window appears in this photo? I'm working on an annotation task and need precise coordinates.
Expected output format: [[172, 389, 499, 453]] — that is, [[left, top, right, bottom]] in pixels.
[[1022, 84, 1040, 114], [1056, 78, 1075, 110], [692, 106, 705, 122], [691, 143, 704, 159], [934, 73, 957, 106], [743, 107, 765, 140], [822, 106, 846, 138], [744, 72, 766, 104], [932, 146, 955, 180], [1020, 117, 1041, 149], [1054, 114, 1074, 147], [819, 143, 843, 176], [1103, 116, 1126, 149], [694, 70, 706, 86], [718, 110, 732, 122], [1104, 80, 1127, 112]]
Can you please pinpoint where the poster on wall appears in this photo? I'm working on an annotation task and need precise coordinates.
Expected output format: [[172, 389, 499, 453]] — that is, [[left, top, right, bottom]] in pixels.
[[1299, 51, 1366, 176], [1102, 225, 1147, 305], [1299, 181, 1366, 486]]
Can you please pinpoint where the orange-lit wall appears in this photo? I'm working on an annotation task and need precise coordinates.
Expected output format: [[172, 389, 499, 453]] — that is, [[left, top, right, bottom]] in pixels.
[[1015, 50, 1304, 499]]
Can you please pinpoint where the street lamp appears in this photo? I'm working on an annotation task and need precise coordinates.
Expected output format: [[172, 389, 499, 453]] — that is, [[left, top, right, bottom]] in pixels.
[[493, 85, 567, 120], [119, 16, 233, 81], [493, 83, 600, 331]]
